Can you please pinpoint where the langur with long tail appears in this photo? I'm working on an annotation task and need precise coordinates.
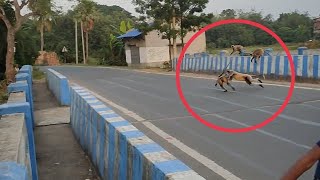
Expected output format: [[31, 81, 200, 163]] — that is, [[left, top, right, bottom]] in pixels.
[[250, 48, 271, 64], [227, 70, 265, 88], [230, 45, 244, 55]]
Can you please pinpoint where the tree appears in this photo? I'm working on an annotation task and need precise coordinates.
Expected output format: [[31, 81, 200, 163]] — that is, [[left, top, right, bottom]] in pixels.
[[74, 0, 97, 64], [176, 0, 212, 48], [133, 0, 180, 60], [36, 13, 54, 52], [0, 0, 52, 82]]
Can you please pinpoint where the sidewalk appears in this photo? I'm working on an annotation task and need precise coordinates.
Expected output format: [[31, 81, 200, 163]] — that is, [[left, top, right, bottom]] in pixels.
[[33, 79, 99, 180]]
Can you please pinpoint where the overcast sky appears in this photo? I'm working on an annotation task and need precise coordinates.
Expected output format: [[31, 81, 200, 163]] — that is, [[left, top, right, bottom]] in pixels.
[[54, 0, 320, 19]]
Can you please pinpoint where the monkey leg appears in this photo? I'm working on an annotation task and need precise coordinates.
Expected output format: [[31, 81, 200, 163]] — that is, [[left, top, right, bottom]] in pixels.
[[227, 82, 236, 91], [250, 56, 255, 62], [219, 83, 228, 92], [244, 77, 253, 86]]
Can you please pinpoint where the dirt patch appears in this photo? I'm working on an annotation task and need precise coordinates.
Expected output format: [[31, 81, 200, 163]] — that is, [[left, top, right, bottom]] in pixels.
[[32, 79, 59, 111]]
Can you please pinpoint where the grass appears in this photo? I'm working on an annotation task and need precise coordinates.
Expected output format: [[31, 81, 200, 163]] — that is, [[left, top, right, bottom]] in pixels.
[[33, 67, 45, 80]]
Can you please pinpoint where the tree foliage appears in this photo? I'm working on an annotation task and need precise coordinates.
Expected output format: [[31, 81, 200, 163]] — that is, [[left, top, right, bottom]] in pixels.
[[206, 9, 315, 49]]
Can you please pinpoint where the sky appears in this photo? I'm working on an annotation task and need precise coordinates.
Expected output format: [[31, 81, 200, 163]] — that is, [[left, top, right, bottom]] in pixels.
[[53, 0, 320, 19]]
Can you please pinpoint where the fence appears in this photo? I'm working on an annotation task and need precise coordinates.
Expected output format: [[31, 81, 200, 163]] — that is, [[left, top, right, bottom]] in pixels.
[[173, 48, 320, 80]]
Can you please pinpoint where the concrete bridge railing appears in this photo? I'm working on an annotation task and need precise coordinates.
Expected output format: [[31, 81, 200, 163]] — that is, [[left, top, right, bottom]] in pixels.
[[45, 68, 205, 179], [0, 65, 38, 180], [69, 84, 206, 180], [46, 68, 70, 106]]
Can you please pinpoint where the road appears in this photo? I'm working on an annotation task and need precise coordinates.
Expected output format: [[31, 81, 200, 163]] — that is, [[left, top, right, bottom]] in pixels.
[[43, 66, 320, 180]]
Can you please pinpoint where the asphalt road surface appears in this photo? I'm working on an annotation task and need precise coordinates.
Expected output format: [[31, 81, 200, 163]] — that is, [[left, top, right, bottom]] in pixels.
[[42, 66, 320, 180]]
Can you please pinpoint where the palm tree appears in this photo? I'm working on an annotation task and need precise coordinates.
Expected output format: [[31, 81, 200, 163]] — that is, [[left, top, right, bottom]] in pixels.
[[74, 0, 97, 64], [36, 13, 53, 52]]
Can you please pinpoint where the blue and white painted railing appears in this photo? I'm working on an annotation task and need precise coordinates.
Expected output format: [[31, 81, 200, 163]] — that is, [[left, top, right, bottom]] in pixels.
[[0, 65, 38, 180], [173, 54, 320, 79], [70, 84, 205, 180], [46, 68, 70, 106]]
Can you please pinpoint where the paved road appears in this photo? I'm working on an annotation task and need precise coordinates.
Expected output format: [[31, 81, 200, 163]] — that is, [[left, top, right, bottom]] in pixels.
[[43, 66, 320, 180]]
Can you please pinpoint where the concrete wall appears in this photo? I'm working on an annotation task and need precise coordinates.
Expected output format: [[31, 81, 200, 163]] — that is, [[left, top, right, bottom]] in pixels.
[[46, 68, 70, 106], [69, 84, 205, 180], [173, 53, 320, 80], [0, 65, 38, 180]]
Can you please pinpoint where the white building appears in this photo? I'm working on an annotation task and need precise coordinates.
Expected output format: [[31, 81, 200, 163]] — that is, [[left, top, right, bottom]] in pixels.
[[117, 28, 206, 68]]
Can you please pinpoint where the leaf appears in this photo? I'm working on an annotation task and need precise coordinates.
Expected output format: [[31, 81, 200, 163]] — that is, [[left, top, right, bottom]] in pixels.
[[120, 20, 127, 33]]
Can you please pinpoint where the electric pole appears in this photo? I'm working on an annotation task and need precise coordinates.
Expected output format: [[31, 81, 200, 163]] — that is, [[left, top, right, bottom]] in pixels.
[[75, 20, 79, 64]]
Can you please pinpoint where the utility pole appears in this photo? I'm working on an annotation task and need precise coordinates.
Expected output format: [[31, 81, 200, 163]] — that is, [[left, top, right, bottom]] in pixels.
[[81, 21, 86, 64], [75, 20, 79, 64]]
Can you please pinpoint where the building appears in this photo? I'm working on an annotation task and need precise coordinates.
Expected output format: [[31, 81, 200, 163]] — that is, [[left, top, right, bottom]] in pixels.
[[117, 28, 206, 68], [314, 17, 320, 39]]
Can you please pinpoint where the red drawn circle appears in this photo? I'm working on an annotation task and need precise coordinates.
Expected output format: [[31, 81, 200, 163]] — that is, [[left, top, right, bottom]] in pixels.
[[176, 19, 295, 133]]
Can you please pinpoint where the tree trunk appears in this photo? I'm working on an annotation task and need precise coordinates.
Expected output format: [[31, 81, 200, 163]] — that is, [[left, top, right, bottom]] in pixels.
[[180, 15, 184, 48], [80, 21, 86, 64], [40, 23, 44, 51], [5, 28, 16, 83], [86, 31, 89, 61], [75, 20, 78, 64]]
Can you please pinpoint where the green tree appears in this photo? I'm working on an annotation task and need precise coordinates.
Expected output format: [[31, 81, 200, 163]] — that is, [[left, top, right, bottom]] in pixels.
[[36, 13, 54, 52], [74, 0, 98, 64], [0, 0, 52, 82], [176, 0, 212, 47]]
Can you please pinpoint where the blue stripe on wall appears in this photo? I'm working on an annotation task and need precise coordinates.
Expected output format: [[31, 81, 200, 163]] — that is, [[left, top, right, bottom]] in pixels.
[[219, 57, 223, 71], [284, 56, 289, 77], [215, 56, 218, 72], [294, 56, 298, 76], [260, 56, 265, 74], [135, 143, 165, 154], [275, 56, 280, 76], [240, 57, 245, 73], [110, 121, 130, 128], [133, 146, 143, 180], [229, 57, 233, 70], [92, 110, 98, 166], [246, 57, 251, 73], [202, 57, 206, 70], [224, 57, 227, 69], [108, 124, 116, 180], [194, 58, 198, 72], [267, 56, 272, 75], [186, 58, 189, 71], [119, 133, 127, 180], [253, 59, 257, 74], [313, 55, 319, 79], [210, 57, 214, 73], [302, 55, 308, 77], [99, 114, 106, 177]]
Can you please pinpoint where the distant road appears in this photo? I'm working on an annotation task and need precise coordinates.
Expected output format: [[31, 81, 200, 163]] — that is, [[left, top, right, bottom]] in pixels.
[[43, 66, 320, 180]]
